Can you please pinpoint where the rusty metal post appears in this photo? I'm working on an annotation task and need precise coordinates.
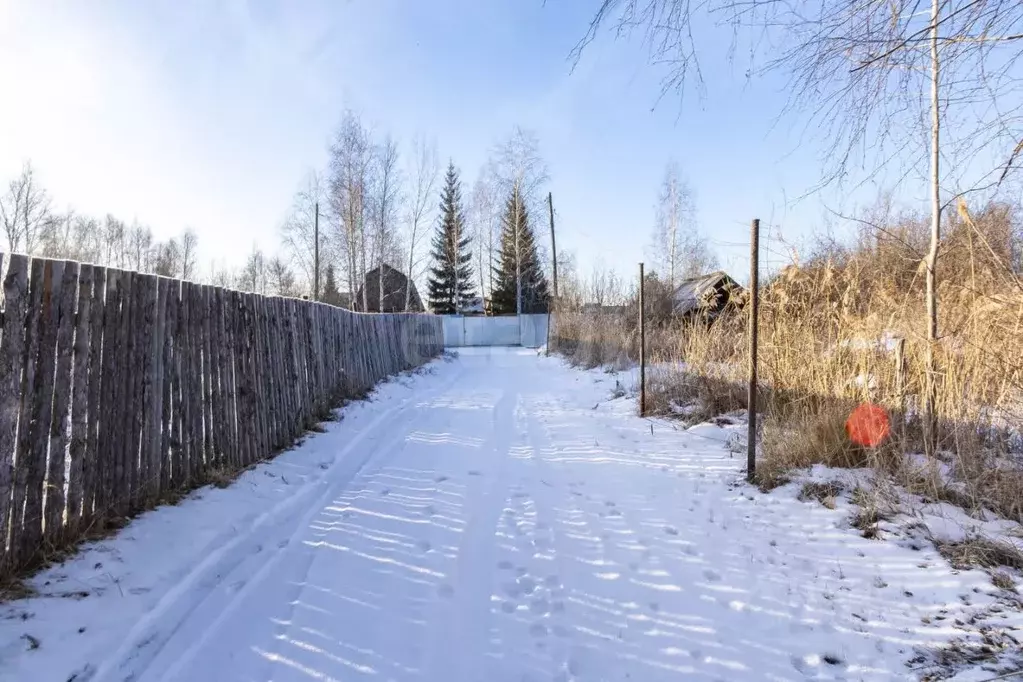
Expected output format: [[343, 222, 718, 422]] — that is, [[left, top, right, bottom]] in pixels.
[[747, 219, 760, 483], [639, 262, 646, 417]]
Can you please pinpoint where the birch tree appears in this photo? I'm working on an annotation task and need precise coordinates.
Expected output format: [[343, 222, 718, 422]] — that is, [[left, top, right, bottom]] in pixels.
[[370, 135, 404, 311], [404, 136, 440, 311], [281, 170, 325, 293], [239, 247, 269, 294], [328, 111, 374, 309], [125, 220, 154, 272], [267, 256, 299, 297], [1, 162, 52, 253], [469, 170, 500, 303], [180, 229, 199, 280]]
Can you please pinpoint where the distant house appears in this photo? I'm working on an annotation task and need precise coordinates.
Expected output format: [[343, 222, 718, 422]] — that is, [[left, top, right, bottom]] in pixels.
[[671, 271, 745, 320], [354, 264, 424, 313]]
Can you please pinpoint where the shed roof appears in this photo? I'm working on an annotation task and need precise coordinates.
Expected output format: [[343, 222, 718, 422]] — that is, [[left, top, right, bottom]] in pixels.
[[672, 271, 744, 316]]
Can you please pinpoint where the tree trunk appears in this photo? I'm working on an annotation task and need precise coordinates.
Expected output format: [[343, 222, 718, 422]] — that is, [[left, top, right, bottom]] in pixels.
[[924, 0, 941, 456], [405, 225, 416, 312], [515, 186, 522, 315]]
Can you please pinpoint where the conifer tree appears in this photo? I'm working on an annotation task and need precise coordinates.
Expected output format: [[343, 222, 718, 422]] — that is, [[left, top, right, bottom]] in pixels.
[[427, 162, 476, 314], [321, 264, 344, 307], [491, 186, 549, 315]]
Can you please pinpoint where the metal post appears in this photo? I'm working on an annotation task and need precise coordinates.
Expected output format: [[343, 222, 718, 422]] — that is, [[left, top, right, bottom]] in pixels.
[[313, 202, 320, 302], [747, 218, 760, 483], [639, 262, 646, 417], [547, 192, 558, 356]]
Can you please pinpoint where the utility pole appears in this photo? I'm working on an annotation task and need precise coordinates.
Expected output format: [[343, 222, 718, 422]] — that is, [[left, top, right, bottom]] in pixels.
[[548, 192, 558, 302], [313, 202, 320, 302], [639, 262, 646, 417], [546, 192, 558, 355], [747, 218, 760, 483]]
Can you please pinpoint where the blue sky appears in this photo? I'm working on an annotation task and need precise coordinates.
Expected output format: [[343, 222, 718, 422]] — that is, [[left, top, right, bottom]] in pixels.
[[0, 0, 920, 283]]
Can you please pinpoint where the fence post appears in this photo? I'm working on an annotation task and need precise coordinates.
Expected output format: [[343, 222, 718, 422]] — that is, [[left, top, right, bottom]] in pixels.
[[747, 218, 760, 483], [639, 262, 646, 417]]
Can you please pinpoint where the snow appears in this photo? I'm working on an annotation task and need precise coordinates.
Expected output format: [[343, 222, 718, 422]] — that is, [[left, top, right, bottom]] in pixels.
[[1, 348, 1021, 681]]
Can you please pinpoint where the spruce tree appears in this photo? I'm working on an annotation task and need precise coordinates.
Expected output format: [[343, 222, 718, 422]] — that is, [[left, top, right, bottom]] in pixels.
[[427, 162, 476, 314], [321, 264, 344, 307], [491, 186, 549, 315]]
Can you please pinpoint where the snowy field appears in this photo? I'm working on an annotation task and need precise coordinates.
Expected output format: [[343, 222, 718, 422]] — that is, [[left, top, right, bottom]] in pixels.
[[0, 348, 1020, 681]]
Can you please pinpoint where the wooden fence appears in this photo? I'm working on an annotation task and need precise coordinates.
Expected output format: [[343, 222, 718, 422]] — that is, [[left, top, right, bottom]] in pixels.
[[0, 253, 443, 579]]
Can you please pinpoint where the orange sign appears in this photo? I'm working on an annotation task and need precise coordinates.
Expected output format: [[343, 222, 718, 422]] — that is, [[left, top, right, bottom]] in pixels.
[[845, 403, 891, 448]]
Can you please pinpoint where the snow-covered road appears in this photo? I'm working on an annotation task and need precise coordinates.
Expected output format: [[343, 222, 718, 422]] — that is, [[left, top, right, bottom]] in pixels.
[[1, 348, 1012, 681]]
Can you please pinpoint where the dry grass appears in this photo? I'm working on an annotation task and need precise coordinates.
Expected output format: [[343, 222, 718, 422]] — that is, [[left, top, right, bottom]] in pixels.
[[798, 481, 843, 508], [935, 536, 1023, 572], [552, 200, 1023, 524]]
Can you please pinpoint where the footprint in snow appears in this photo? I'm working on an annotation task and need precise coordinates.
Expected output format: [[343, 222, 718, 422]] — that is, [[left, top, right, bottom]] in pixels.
[[438, 584, 455, 599], [530, 598, 550, 615], [664, 526, 679, 536], [468, 470, 482, 477], [703, 569, 722, 582], [417, 540, 432, 553], [500, 601, 517, 614], [379, 488, 390, 496], [435, 475, 448, 483], [497, 560, 515, 571], [529, 623, 548, 638], [518, 576, 538, 595]]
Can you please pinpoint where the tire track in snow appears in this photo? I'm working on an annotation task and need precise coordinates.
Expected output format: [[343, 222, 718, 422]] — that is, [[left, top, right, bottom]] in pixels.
[[518, 391, 594, 682], [86, 363, 466, 682], [421, 378, 517, 682]]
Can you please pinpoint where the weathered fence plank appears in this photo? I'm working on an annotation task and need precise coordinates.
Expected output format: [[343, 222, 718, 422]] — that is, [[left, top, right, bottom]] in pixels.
[[127, 273, 147, 510], [44, 261, 79, 543], [169, 279, 184, 489], [116, 270, 136, 516], [250, 295, 263, 457], [139, 274, 159, 502], [180, 281, 195, 483], [155, 277, 170, 497], [208, 287, 223, 465], [82, 267, 106, 523], [221, 289, 237, 469], [11, 259, 45, 564], [200, 286, 213, 469], [21, 260, 63, 558], [189, 282, 203, 480], [67, 264, 94, 531], [0, 255, 29, 566]]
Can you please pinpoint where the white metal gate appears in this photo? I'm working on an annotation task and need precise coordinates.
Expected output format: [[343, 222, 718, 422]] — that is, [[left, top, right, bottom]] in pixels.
[[441, 315, 548, 348]]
